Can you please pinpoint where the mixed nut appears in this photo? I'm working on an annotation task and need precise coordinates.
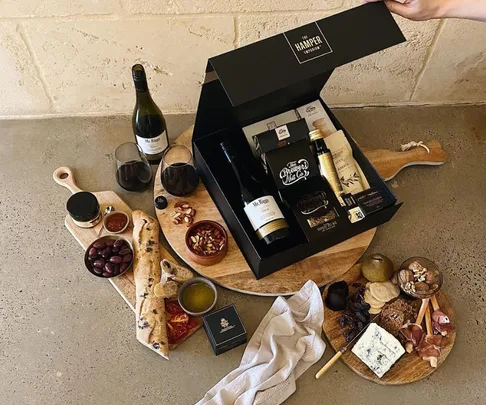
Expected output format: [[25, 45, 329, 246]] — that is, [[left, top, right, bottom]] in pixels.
[[399, 260, 440, 296], [188, 223, 226, 256], [171, 201, 196, 226], [86, 238, 133, 278]]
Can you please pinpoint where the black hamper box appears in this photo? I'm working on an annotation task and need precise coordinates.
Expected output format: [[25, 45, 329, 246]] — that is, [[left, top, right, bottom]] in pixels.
[[192, 3, 405, 279]]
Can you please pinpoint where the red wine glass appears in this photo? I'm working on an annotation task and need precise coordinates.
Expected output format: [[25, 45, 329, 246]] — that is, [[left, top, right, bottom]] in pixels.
[[161, 145, 199, 197], [115, 142, 152, 192]]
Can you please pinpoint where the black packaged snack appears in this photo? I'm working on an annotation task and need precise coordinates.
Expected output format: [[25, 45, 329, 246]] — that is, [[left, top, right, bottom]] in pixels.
[[254, 120, 319, 190], [355, 186, 393, 215], [282, 176, 345, 241]]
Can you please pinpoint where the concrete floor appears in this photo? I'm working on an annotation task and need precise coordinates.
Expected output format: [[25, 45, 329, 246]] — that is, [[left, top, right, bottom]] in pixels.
[[1, 105, 485, 405]]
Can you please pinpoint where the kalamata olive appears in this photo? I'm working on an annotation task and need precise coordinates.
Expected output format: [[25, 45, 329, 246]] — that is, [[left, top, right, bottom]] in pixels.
[[114, 239, 124, 248], [101, 247, 112, 258], [93, 241, 106, 249], [109, 256, 122, 264], [112, 247, 119, 253], [122, 254, 132, 263], [339, 317, 347, 329], [93, 259, 105, 268], [120, 263, 129, 273], [97, 249, 104, 255], [87, 256, 94, 262], [105, 239, 115, 247], [104, 263, 114, 273], [89, 247, 98, 256], [92, 267, 103, 275], [113, 264, 120, 276], [119, 248, 131, 256], [102, 271, 111, 277]]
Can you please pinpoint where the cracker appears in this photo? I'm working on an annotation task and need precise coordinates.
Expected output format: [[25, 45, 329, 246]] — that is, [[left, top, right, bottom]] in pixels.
[[364, 289, 386, 308], [369, 281, 400, 303]]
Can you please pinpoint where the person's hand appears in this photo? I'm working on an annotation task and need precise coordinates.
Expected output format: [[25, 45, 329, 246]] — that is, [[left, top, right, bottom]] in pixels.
[[364, 0, 446, 21], [364, 0, 486, 22]]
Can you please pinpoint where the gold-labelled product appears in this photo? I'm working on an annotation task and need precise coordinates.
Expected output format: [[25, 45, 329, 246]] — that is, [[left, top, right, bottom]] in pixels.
[[321, 130, 368, 195], [221, 141, 290, 245], [310, 129, 344, 206], [256, 219, 288, 240]]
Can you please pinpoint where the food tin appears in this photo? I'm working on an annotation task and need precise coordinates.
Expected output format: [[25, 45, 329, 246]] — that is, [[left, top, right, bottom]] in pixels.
[[66, 191, 102, 229]]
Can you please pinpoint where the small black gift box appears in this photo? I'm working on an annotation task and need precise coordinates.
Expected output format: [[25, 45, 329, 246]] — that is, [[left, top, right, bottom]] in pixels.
[[203, 305, 247, 355]]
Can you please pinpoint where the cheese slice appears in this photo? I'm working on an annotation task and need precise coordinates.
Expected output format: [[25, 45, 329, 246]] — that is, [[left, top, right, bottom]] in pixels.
[[351, 323, 405, 378]]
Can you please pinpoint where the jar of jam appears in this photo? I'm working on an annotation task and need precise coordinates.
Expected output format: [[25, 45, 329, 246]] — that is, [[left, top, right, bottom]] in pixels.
[[104, 211, 130, 234], [66, 192, 102, 228]]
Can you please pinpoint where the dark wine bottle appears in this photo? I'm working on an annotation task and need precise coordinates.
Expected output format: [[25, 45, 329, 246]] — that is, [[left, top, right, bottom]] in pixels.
[[221, 141, 290, 245], [132, 64, 169, 164]]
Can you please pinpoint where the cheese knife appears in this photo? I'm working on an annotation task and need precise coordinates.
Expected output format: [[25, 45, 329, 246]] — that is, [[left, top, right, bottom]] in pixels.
[[315, 312, 381, 379]]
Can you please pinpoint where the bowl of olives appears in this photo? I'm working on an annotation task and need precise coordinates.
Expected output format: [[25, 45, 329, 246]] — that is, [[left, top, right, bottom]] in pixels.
[[84, 235, 134, 278]]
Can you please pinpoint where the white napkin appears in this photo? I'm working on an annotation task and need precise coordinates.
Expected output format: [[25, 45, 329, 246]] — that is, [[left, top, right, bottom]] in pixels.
[[197, 280, 326, 405]]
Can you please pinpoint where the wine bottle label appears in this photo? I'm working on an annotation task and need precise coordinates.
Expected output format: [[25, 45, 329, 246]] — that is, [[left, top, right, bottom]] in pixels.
[[244, 196, 285, 232], [136, 131, 167, 155]]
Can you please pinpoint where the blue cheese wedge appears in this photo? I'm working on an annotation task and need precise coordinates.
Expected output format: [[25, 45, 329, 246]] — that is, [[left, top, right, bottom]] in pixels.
[[351, 323, 405, 378]]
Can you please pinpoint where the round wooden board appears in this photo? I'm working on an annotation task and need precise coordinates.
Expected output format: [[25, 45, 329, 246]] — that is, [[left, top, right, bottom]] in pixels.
[[322, 264, 456, 385], [154, 126, 375, 296]]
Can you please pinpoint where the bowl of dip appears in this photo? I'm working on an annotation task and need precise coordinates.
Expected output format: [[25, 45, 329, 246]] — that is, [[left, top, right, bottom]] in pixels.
[[104, 211, 130, 234], [178, 277, 217, 316]]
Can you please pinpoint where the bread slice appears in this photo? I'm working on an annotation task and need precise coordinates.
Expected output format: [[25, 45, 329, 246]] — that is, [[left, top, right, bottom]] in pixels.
[[154, 280, 179, 300], [161, 259, 194, 284]]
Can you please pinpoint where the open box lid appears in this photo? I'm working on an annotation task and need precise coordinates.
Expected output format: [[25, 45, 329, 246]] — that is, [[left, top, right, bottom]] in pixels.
[[206, 3, 404, 113], [194, 2, 405, 139]]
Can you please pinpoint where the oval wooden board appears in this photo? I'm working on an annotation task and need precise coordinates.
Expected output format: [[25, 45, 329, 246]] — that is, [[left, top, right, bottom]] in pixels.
[[322, 264, 456, 385], [154, 127, 375, 296]]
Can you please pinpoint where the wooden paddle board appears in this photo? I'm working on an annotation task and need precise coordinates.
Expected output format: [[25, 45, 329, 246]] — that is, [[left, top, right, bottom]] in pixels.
[[53, 166, 202, 348], [154, 127, 446, 296], [321, 263, 455, 385]]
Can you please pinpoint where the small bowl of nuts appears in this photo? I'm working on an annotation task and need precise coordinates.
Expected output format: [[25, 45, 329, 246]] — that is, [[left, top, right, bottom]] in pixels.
[[185, 220, 228, 266], [398, 257, 443, 299]]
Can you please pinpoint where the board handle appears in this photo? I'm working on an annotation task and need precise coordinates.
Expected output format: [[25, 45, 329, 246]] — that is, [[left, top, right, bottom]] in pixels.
[[363, 140, 447, 181], [53, 166, 82, 194], [315, 350, 343, 379]]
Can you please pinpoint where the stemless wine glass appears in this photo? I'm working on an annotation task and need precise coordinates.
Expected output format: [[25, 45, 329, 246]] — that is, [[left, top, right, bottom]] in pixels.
[[161, 145, 199, 196], [115, 142, 153, 192]]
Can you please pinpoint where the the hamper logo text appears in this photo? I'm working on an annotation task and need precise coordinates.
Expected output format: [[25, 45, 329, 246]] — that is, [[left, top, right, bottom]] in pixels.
[[284, 22, 332, 64], [279, 159, 310, 186]]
